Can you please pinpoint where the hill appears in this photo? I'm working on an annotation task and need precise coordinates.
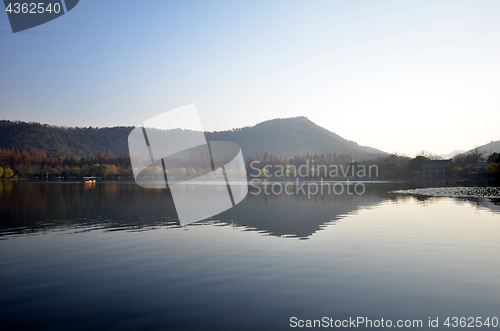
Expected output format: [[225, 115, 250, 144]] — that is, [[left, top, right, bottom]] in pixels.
[[440, 150, 466, 159], [470, 140, 500, 155], [0, 120, 132, 157], [0, 117, 386, 158], [206, 116, 385, 157]]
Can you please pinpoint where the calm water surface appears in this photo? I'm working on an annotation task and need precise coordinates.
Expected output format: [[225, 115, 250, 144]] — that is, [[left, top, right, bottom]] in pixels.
[[1, 181, 499, 330]]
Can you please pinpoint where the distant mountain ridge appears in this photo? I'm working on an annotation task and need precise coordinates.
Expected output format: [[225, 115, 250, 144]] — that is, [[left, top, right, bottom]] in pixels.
[[206, 116, 385, 157], [0, 117, 386, 158], [439, 140, 500, 160], [440, 150, 466, 159], [0, 120, 132, 157], [470, 140, 500, 155], [445, 141, 500, 160]]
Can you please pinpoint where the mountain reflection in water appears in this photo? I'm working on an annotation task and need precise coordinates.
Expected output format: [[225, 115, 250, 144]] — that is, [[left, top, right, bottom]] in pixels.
[[0, 181, 498, 239]]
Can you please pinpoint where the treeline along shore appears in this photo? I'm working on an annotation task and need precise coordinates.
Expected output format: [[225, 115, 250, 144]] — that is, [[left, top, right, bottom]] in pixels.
[[0, 146, 499, 182]]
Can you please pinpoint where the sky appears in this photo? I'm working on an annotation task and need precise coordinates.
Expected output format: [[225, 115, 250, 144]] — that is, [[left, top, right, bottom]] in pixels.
[[1, 0, 499, 156]]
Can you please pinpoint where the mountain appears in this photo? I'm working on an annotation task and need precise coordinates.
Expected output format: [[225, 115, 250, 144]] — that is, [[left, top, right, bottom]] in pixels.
[[440, 150, 466, 159], [438, 140, 500, 160], [206, 117, 385, 157], [0, 120, 132, 157], [469, 140, 500, 155], [0, 117, 386, 158]]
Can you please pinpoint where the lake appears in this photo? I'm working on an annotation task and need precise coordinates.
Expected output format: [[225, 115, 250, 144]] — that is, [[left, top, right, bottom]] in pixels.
[[1, 181, 500, 330]]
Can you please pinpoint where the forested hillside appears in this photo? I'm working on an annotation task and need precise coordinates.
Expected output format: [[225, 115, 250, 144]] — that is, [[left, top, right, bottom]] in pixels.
[[469, 140, 500, 155], [0, 117, 386, 158], [206, 116, 384, 157], [0, 120, 132, 157]]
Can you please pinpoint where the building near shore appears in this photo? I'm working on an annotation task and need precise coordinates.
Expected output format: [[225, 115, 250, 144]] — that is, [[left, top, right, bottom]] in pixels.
[[469, 162, 496, 186], [414, 159, 454, 187]]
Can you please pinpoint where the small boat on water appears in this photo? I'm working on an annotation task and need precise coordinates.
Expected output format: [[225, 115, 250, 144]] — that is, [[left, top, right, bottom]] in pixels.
[[83, 176, 96, 183]]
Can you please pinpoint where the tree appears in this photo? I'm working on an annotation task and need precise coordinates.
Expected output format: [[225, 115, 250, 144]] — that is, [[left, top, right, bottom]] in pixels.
[[285, 165, 295, 177], [72, 167, 82, 177], [487, 153, 500, 164], [123, 168, 133, 177], [153, 166, 163, 177], [259, 168, 270, 177], [109, 165, 118, 177], [100, 164, 111, 178], [407, 155, 429, 173], [3, 168, 14, 179], [188, 168, 197, 178], [89, 164, 101, 176], [178, 168, 187, 178], [50, 168, 59, 177], [0, 166, 3, 178], [451, 166, 465, 178], [63, 165, 71, 178], [486, 163, 500, 177], [381, 162, 401, 178], [453, 149, 486, 168], [96, 151, 106, 164], [415, 150, 441, 160]]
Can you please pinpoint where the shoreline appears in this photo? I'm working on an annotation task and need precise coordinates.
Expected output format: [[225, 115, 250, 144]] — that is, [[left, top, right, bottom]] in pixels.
[[391, 187, 500, 199]]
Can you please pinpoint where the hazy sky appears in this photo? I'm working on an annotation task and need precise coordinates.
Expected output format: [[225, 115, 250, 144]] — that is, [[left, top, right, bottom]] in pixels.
[[1, 0, 499, 156]]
